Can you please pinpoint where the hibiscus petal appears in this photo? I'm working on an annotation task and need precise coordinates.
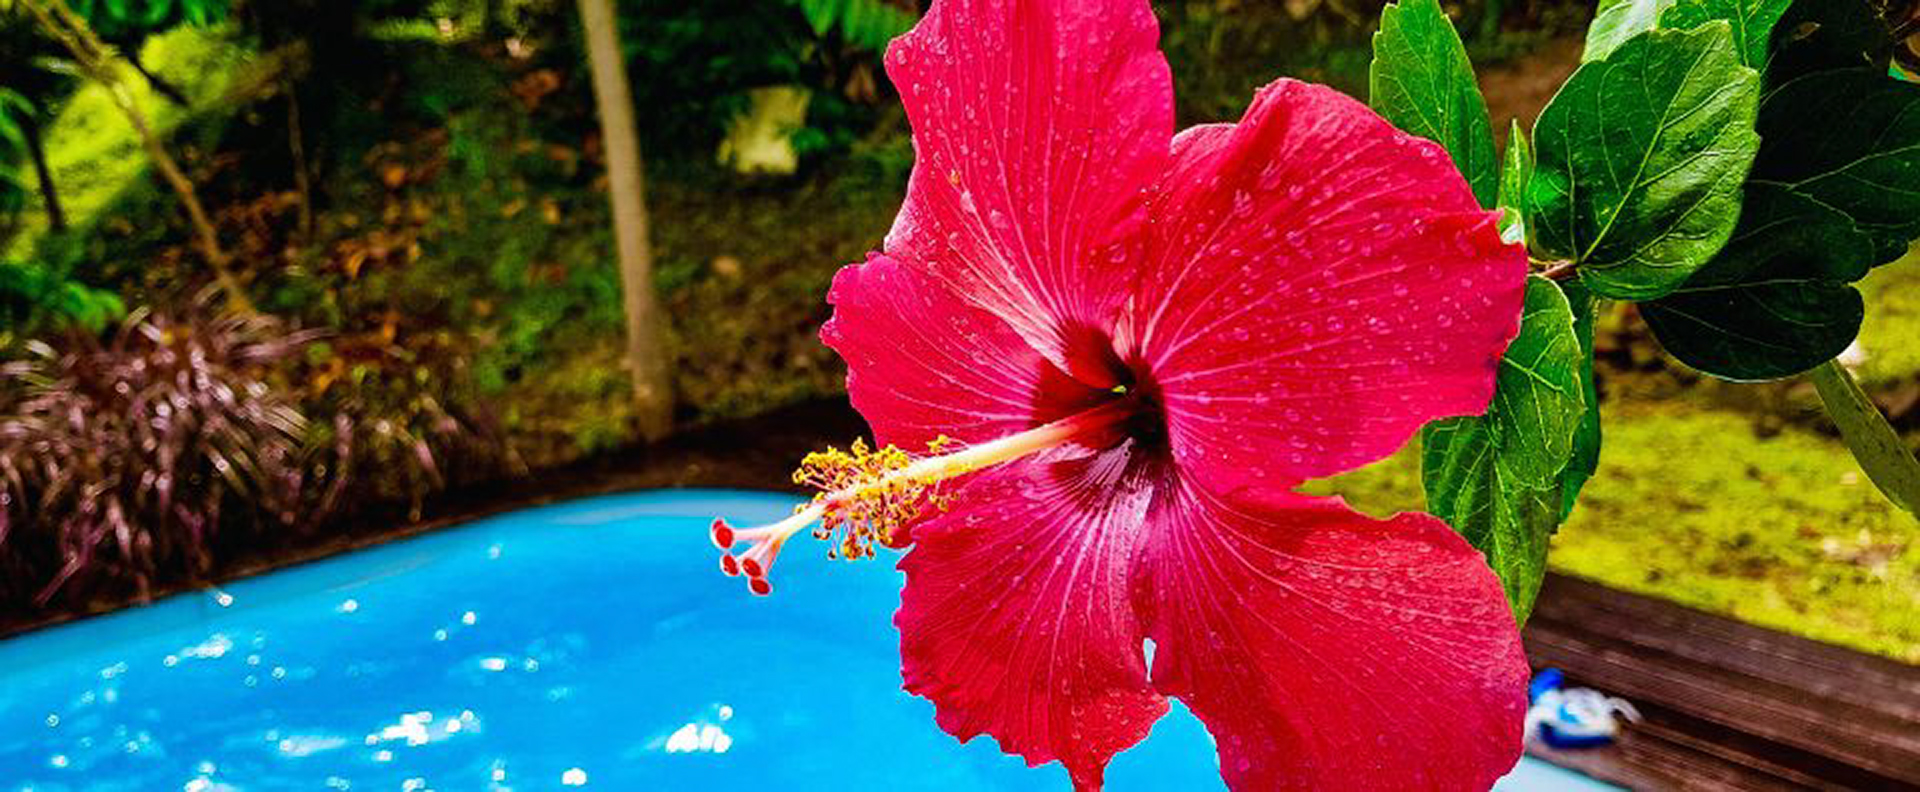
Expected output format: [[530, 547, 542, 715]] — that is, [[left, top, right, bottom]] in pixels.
[[1129, 80, 1527, 491], [1137, 484, 1529, 791], [883, 0, 1173, 385], [897, 450, 1169, 788], [822, 253, 1103, 451]]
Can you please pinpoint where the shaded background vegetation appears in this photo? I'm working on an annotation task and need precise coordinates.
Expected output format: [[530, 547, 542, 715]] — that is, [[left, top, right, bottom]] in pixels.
[[0, 0, 1914, 661]]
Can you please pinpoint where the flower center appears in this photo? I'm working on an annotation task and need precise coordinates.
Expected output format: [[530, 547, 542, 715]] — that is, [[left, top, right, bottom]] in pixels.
[[709, 397, 1139, 595], [1111, 363, 1170, 455]]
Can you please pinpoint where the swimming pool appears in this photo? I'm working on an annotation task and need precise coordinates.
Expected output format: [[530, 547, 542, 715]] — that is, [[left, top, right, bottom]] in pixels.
[[0, 490, 1614, 790]]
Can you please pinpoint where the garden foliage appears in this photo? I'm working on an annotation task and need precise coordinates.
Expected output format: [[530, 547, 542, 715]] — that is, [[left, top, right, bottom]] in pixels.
[[789, 0, 916, 51], [1374, 0, 1920, 620], [0, 0, 921, 608], [0, 90, 31, 233], [0, 307, 345, 606]]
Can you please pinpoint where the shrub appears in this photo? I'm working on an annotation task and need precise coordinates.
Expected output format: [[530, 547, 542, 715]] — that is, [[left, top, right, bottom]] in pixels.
[[0, 305, 346, 606]]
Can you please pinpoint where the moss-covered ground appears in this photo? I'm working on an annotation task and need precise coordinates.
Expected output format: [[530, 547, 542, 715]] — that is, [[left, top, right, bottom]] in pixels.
[[1856, 259, 1920, 390], [1314, 397, 1920, 663]]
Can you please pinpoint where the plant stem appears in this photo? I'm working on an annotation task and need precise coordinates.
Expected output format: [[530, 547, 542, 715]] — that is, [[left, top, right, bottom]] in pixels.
[[108, 81, 252, 311], [124, 49, 191, 106], [20, 115, 63, 232], [1811, 359, 1920, 517], [285, 82, 313, 244], [1535, 260, 1577, 281]]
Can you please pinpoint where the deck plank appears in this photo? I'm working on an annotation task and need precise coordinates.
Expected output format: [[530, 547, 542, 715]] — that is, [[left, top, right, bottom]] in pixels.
[[1532, 574, 1920, 711], [1523, 573, 1920, 790]]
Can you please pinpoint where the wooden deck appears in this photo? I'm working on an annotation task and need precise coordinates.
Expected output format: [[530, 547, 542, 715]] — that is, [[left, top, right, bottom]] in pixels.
[[1523, 573, 1920, 790]]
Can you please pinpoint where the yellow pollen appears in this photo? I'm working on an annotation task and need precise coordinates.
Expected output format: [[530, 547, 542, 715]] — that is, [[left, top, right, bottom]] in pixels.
[[708, 399, 1138, 594], [793, 437, 934, 559]]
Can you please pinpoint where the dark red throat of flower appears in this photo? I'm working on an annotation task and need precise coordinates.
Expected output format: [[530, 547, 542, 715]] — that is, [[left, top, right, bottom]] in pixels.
[[708, 397, 1144, 596]]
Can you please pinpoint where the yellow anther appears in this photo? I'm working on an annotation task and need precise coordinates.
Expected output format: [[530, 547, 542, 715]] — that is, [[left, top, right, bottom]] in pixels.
[[711, 400, 1138, 594], [795, 438, 931, 560]]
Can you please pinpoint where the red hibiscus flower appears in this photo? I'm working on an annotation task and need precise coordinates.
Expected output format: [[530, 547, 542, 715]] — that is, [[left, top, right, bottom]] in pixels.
[[710, 0, 1533, 788]]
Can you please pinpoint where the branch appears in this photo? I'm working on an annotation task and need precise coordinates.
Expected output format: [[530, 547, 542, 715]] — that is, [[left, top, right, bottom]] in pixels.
[[123, 49, 192, 107], [19, 0, 253, 313], [284, 82, 312, 243], [1534, 259, 1577, 281], [106, 80, 253, 312], [20, 115, 64, 232]]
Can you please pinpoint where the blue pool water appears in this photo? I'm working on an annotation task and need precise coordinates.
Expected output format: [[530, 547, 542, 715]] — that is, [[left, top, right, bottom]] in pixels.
[[0, 490, 1614, 791]]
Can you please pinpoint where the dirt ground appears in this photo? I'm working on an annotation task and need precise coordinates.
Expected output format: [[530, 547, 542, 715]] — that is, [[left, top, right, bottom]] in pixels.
[[1481, 36, 1585, 142]]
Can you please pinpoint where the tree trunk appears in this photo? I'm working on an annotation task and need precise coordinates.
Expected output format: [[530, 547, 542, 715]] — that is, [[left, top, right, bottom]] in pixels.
[[576, 0, 673, 441], [21, 116, 64, 232]]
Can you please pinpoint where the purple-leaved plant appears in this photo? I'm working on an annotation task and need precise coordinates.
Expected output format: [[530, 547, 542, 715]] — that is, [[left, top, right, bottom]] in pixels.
[[0, 306, 349, 606]]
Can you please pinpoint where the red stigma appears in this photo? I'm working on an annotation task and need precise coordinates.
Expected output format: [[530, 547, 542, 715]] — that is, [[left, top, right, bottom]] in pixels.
[[710, 513, 794, 595]]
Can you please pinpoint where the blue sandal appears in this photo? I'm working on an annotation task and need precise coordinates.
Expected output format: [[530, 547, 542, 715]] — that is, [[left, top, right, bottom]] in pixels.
[[1525, 668, 1642, 749]]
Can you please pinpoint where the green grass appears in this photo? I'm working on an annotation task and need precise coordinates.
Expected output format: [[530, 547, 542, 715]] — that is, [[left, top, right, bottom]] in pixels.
[[1855, 255, 1920, 387], [1314, 402, 1920, 663], [1549, 405, 1917, 662]]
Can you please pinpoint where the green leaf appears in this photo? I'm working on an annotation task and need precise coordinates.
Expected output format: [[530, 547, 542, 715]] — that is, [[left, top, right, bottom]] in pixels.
[[788, 0, 912, 48], [0, 91, 28, 155], [1419, 277, 1587, 622], [1639, 63, 1920, 381], [1811, 360, 1920, 516], [1556, 278, 1602, 518], [1766, 0, 1892, 86], [0, 90, 27, 225], [184, 0, 224, 25], [1748, 68, 1920, 258], [142, 0, 176, 27], [0, 124, 23, 159], [1585, 0, 1676, 62], [1496, 119, 1531, 245], [1529, 23, 1761, 300], [845, 0, 871, 44], [1645, 281, 1863, 380], [1660, 0, 1792, 67], [798, 0, 836, 36], [1422, 418, 1562, 624], [0, 89, 32, 120], [1641, 184, 1872, 380], [1490, 277, 1587, 486], [1369, 0, 1498, 207]]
